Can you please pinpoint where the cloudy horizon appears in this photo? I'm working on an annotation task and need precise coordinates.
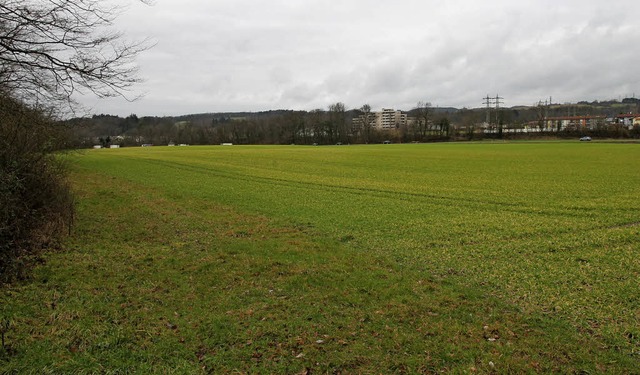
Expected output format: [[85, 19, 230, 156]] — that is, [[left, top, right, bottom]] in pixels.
[[77, 0, 640, 117]]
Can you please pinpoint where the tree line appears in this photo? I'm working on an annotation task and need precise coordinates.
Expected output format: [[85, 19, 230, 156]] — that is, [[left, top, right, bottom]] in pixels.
[[68, 105, 455, 146], [68, 99, 640, 147]]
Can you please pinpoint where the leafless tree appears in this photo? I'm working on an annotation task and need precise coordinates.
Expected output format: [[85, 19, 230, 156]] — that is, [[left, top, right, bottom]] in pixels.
[[306, 108, 325, 144], [328, 102, 346, 144], [534, 101, 546, 131], [358, 103, 376, 144], [0, 0, 150, 108], [0, 0, 149, 278], [414, 101, 431, 140]]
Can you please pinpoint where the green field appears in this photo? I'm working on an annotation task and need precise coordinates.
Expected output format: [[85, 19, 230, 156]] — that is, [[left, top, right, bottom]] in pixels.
[[2, 142, 639, 373]]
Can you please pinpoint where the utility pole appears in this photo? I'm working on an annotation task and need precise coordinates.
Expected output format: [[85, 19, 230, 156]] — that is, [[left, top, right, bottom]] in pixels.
[[482, 94, 505, 133], [494, 94, 504, 125], [483, 95, 493, 125]]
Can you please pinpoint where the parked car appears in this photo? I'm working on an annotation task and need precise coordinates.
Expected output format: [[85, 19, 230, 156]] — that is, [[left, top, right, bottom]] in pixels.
[[580, 136, 592, 141]]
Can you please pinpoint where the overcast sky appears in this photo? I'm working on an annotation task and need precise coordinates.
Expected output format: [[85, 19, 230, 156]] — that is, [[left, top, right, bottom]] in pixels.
[[78, 0, 640, 117]]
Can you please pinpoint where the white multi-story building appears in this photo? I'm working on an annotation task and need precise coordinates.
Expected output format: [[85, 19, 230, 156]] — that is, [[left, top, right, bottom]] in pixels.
[[353, 108, 408, 130], [378, 108, 407, 129]]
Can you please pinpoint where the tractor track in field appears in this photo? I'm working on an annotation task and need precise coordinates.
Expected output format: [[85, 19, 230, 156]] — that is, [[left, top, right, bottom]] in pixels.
[[130, 157, 627, 224]]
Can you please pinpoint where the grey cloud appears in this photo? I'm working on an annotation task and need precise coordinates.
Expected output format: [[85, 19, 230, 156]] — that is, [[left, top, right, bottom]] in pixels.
[[76, 0, 640, 116]]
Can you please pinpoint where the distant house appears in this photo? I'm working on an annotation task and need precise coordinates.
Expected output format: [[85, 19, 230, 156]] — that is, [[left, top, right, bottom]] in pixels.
[[544, 116, 605, 131], [615, 114, 640, 128], [110, 145, 120, 149]]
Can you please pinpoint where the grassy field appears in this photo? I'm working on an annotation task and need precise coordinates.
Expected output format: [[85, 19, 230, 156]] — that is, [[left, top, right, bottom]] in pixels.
[[1, 142, 639, 373]]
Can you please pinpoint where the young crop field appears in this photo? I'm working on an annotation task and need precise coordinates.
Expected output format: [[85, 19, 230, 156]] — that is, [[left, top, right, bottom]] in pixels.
[[1, 142, 639, 373]]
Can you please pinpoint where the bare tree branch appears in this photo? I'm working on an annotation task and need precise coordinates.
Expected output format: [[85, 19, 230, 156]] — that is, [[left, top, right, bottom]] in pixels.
[[0, 0, 150, 110]]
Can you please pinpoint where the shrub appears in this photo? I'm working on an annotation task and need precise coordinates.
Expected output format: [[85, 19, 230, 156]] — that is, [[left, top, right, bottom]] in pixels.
[[0, 94, 74, 282]]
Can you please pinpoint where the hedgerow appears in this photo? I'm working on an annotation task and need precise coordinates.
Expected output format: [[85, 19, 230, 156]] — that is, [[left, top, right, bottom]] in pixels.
[[0, 94, 73, 282]]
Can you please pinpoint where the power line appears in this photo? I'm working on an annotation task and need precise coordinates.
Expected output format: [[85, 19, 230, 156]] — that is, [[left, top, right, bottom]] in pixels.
[[482, 94, 504, 125], [483, 95, 492, 124], [494, 95, 504, 124], [494, 94, 504, 109]]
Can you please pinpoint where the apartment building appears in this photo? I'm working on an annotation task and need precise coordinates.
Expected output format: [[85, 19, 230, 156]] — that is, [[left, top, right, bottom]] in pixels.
[[378, 108, 407, 129], [353, 108, 408, 130]]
